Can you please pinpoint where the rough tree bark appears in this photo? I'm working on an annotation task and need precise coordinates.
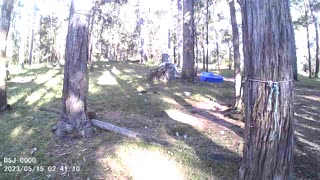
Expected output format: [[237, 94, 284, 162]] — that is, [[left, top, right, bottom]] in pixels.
[[181, 0, 195, 81], [229, 0, 242, 110], [0, 0, 14, 111], [54, 0, 93, 138], [239, 0, 295, 179]]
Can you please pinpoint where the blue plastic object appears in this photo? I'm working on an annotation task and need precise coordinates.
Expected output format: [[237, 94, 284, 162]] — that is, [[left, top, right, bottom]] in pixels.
[[200, 72, 224, 83]]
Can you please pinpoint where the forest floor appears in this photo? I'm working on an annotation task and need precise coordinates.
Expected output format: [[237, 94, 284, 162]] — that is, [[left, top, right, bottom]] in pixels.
[[0, 61, 319, 179]]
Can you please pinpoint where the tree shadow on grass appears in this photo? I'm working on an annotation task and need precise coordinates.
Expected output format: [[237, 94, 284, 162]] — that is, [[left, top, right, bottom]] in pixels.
[[93, 62, 242, 178], [293, 87, 320, 179]]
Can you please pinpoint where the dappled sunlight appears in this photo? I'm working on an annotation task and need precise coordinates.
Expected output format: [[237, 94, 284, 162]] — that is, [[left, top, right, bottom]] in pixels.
[[161, 97, 180, 106], [33, 69, 61, 84], [297, 95, 320, 102], [43, 76, 62, 89], [295, 113, 318, 123], [9, 91, 29, 105], [10, 76, 35, 83], [165, 109, 206, 129], [98, 144, 185, 180], [25, 88, 48, 105], [117, 148, 184, 180], [111, 66, 121, 75], [10, 126, 23, 140], [97, 71, 119, 86]]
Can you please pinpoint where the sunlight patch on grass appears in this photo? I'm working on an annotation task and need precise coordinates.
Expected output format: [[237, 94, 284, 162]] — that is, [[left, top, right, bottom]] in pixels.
[[44, 76, 63, 89], [111, 66, 121, 75], [103, 144, 185, 180], [97, 71, 119, 86], [298, 95, 320, 102], [161, 97, 179, 106], [34, 69, 61, 84], [25, 89, 48, 105], [10, 126, 23, 140], [165, 109, 205, 128], [118, 148, 184, 180], [9, 91, 29, 105], [25, 128, 34, 136]]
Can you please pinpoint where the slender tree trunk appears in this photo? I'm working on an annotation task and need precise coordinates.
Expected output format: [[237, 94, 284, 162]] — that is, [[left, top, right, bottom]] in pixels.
[[88, 7, 96, 71], [228, 43, 232, 70], [54, 0, 93, 138], [181, 0, 195, 81], [316, 21, 320, 78], [229, 0, 242, 110], [239, 0, 295, 179], [202, 42, 205, 70], [202, 26, 205, 70], [177, 0, 183, 67], [19, 34, 25, 69], [0, 0, 14, 111], [311, 8, 319, 78], [305, 8, 312, 78], [216, 41, 220, 70], [205, 0, 209, 72], [28, 28, 34, 66], [195, 28, 198, 75]]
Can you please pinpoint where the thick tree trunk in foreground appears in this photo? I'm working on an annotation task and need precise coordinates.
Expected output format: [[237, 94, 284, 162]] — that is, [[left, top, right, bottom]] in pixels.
[[239, 0, 295, 179], [54, 0, 93, 138], [0, 0, 14, 111], [181, 0, 195, 81], [229, 0, 242, 110]]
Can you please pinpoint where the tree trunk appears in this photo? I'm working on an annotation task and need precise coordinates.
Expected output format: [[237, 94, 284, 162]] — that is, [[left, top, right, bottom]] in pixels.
[[312, 9, 319, 78], [316, 21, 320, 78], [305, 9, 312, 78], [216, 41, 220, 70], [181, 0, 195, 81], [0, 0, 14, 111], [229, 0, 242, 110], [228, 43, 232, 70], [239, 0, 295, 179], [88, 7, 96, 71], [205, 0, 209, 72], [28, 28, 34, 66], [177, 0, 183, 68], [54, 0, 93, 138], [19, 33, 25, 69]]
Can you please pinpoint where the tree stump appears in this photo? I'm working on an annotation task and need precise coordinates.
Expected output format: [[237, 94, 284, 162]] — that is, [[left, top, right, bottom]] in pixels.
[[147, 62, 178, 83]]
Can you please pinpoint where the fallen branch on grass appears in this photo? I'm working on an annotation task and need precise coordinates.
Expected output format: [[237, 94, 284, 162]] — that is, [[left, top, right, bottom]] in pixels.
[[39, 108, 169, 146], [91, 119, 141, 139]]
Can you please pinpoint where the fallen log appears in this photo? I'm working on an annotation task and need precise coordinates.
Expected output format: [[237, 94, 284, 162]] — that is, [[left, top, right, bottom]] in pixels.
[[91, 119, 141, 139]]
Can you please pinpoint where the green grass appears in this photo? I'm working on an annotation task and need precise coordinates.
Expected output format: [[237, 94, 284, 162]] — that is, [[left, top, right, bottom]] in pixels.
[[0, 62, 318, 179], [296, 74, 320, 89]]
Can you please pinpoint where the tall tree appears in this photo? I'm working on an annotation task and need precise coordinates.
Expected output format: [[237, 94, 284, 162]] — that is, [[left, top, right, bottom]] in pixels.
[[304, 0, 313, 78], [177, 0, 183, 67], [205, 0, 209, 72], [181, 0, 195, 81], [0, 0, 14, 111], [239, 0, 295, 179], [229, 0, 242, 110], [54, 0, 93, 138], [310, 0, 320, 78]]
